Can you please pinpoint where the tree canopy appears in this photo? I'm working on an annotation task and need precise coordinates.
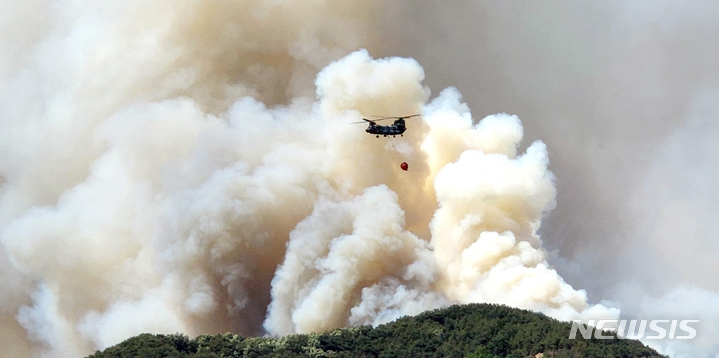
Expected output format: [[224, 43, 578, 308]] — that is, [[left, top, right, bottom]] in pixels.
[[88, 303, 665, 358]]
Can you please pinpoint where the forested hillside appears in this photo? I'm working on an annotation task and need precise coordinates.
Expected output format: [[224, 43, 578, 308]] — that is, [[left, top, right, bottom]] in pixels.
[[88, 303, 664, 358]]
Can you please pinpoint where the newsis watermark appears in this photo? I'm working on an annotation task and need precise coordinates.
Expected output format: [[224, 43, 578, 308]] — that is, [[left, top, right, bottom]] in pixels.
[[569, 319, 699, 340]]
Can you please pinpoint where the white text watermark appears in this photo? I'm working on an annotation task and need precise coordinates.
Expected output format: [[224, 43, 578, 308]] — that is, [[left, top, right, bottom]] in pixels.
[[569, 320, 699, 340]]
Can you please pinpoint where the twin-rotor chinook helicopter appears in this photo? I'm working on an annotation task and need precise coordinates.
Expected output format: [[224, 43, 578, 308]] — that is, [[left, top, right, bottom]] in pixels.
[[351, 114, 421, 138], [351, 114, 422, 171]]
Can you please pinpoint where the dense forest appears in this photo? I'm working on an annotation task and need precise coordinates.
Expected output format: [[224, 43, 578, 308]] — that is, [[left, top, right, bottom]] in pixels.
[[88, 303, 665, 358]]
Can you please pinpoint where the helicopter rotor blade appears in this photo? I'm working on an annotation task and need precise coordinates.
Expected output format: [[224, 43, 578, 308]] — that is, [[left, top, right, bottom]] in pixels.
[[354, 113, 423, 125], [366, 116, 395, 122], [350, 118, 375, 124], [368, 114, 422, 120]]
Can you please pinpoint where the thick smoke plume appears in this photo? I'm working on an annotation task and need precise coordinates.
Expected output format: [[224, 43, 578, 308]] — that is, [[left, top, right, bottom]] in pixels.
[[0, 1, 618, 357], [375, 1, 719, 357]]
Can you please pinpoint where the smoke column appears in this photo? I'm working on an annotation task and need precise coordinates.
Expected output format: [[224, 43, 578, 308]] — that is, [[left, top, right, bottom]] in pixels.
[[374, 1, 719, 357], [0, 1, 625, 357]]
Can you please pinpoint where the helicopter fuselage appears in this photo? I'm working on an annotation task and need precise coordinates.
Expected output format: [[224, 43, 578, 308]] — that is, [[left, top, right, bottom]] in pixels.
[[366, 118, 406, 137]]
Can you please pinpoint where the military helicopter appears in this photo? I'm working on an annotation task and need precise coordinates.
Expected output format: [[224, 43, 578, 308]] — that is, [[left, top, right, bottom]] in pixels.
[[352, 114, 421, 171], [351, 114, 421, 138]]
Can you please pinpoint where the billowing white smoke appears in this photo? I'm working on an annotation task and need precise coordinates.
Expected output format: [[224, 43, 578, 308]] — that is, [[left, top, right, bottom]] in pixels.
[[376, 2, 719, 357], [264, 57, 619, 336], [0, 2, 617, 357]]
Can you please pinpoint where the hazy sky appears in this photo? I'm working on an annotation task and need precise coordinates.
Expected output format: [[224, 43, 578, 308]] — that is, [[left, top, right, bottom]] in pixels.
[[372, 2, 719, 356]]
